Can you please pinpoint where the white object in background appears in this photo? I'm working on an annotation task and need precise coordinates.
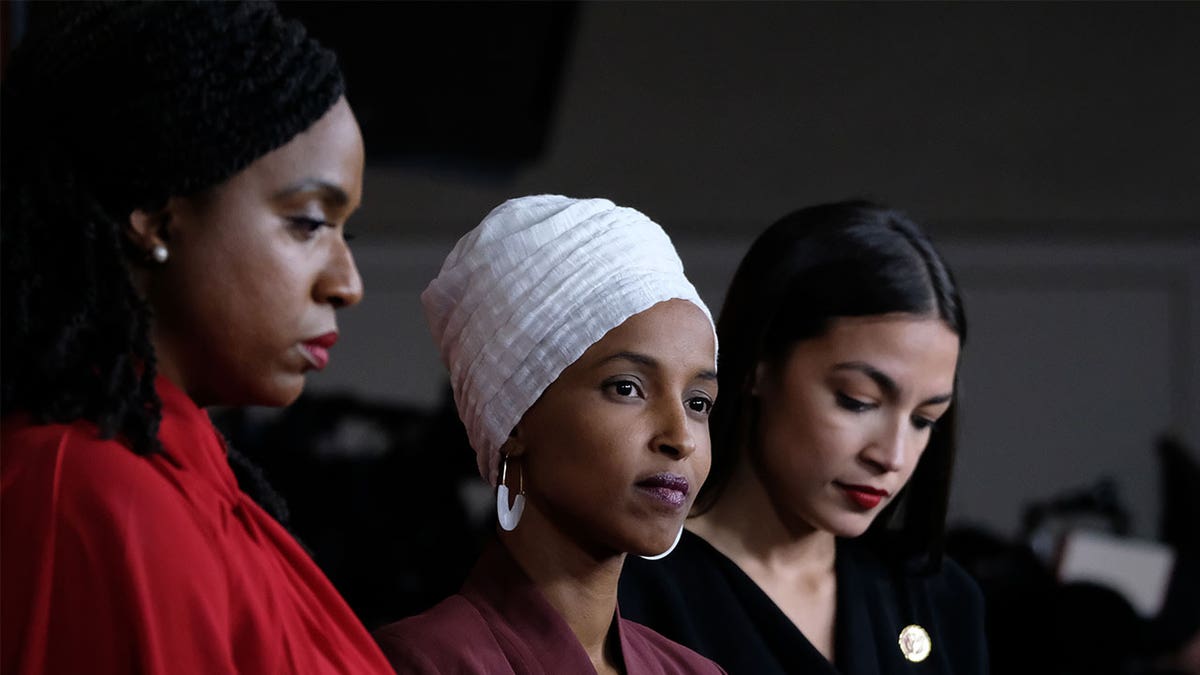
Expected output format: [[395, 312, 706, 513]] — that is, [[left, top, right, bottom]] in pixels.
[[1057, 528, 1175, 618]]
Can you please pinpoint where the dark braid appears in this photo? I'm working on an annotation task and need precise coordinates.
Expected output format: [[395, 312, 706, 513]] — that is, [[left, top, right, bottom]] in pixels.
[[2, 92, 161, 453], [226, 442, 293, 531], [1, 0, 343, 472]]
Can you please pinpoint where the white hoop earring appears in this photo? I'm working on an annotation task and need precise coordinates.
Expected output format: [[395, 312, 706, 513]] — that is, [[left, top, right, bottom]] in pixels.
[[640, 525, 684, 561], [496, 454, 525, 532], [150, 244, 169, 264]]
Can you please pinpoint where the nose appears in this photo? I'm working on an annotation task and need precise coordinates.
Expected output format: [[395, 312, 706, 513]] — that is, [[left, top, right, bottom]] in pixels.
[[316, 239, 364, 309], [650, 400, 697, 460], [861, 417, 908, 473]]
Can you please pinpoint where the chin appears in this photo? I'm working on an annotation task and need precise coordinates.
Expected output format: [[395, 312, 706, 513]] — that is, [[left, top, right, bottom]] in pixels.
[[826, 515, 875, 539], [631, 522, 682, 557], [803, 507, 873, 539], [271, 383, 306, 407]]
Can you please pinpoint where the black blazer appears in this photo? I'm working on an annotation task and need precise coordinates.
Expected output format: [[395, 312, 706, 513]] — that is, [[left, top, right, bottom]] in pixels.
[[620, 530, 989, 675]]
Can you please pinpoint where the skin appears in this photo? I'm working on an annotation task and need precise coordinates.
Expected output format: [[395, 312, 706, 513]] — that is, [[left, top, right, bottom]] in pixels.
[[128, 97, 365, 409], [502, 298, 717, 675], [689, 313, 960, 662]]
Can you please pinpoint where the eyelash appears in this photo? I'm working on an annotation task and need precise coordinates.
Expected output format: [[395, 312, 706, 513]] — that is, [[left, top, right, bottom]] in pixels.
[[289, 216, 330, 238], [607, 380, 643, 399], [836, 392, 875, 413], [288, 217, 358, 245], [837, 392, 937, 431], [604, 380, 714, 416], [686, 396, 714, 416]]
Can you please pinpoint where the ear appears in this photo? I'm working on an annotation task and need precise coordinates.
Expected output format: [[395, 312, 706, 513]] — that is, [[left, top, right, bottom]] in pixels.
[[500, 428, 527, 459], [126, 206, 171, 255]]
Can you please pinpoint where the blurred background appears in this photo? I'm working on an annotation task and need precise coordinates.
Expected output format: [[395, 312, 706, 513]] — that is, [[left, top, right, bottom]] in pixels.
[[5, 1, 1198, 673]]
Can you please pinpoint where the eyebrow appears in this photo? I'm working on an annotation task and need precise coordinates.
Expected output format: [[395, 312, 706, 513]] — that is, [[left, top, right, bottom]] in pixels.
[[601, 351, 718, 382], [832, 361, 953, 406], [273, 179, 351, 208]]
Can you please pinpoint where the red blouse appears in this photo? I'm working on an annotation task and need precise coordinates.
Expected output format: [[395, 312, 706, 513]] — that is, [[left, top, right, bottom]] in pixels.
[[1, 376, 394, 675]]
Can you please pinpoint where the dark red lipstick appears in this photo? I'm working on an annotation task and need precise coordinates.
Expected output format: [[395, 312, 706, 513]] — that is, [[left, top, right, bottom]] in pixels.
[[299, 332, 338, 370], [837, 483, 889, 510]]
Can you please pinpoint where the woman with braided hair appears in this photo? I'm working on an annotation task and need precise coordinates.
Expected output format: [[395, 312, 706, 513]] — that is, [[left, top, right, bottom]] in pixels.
[[1, 2, 392, 673]]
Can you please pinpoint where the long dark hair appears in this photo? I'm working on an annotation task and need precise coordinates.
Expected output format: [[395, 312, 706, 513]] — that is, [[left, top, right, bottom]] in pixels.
[[695, 200, 966, 570], [1, 2, 344, 521], [1, 2, 342, 457]]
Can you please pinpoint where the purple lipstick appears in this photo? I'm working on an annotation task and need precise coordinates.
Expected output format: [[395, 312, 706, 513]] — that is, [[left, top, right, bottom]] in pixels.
[[635, 473, 690, 509]]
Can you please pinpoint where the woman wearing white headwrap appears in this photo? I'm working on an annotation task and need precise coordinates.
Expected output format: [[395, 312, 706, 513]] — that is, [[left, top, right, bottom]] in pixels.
[[374, 195, 726, 674]]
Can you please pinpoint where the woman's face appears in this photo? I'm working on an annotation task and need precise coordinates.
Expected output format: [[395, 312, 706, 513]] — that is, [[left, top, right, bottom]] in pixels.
[[143, 97, 365, 408], [753, 313, 960, 538], [514, 299, 718, 558]]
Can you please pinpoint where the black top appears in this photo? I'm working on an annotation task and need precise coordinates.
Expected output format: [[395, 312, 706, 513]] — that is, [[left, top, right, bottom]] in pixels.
[[619, 530, 989, 675]]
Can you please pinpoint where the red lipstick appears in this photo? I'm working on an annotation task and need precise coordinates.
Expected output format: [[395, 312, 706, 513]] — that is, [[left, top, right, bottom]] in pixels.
[[300, 332, 338, 371], [838, 483, 888, 510], [636, 473, 690, 509]]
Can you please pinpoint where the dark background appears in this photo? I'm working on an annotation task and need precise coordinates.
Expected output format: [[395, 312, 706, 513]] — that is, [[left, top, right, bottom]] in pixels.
[[4, 2, 1198, 673]]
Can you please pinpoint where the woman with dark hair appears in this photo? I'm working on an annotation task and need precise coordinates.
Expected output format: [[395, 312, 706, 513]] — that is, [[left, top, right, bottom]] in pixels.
[[620, 200, 988, 674], [374, 195, 725, 674], [1, 2, 392, 673]]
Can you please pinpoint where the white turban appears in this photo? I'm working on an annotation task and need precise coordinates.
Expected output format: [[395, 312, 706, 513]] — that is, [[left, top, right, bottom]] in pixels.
[[421, 194, 715, 486]]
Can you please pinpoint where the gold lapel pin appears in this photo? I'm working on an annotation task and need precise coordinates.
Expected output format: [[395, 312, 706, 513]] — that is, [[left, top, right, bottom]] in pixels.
[[898, 624, 932, 663]]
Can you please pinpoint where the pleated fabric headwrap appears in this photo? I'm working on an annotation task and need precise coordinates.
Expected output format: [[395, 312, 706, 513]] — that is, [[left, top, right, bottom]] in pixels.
[[422, 195, 716, 486]]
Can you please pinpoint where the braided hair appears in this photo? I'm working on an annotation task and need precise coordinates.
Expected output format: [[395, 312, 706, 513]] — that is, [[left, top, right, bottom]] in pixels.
[[2, 2, 343, 481]]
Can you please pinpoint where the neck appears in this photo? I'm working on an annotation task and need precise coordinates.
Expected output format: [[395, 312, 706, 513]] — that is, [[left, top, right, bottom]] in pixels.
[[149, 330, 211, 408], [689, 456, 836, 580], [500, 505, 625, 672]]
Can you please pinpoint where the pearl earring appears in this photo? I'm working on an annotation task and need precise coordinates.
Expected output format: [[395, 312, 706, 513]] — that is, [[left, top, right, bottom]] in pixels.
[[150, 244, 169, 263]]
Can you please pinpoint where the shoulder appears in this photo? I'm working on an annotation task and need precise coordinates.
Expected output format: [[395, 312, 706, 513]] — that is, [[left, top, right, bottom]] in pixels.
[[841, 541, 990, 671], [620, 553, 685, 600], [1, 420, 236, 672], [374, 595, 501, 673], [621, 530, 725, 599], [2, 416, 220, 569], [620, 532, 755, 669], [620, 620, 728, 674], [4, 418, 167, 510], [923, 556, 990, 671], [374, 595, 489, 642], [3, 414, 113, 460], [843, 539, 986, 614], [620, 532, 715, 627], [935, 555, 984, 594], [926, 555, 987, 619]]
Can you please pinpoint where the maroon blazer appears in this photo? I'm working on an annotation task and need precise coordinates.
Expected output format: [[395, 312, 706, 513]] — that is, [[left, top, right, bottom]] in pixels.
[[374, 541, 725, 674]]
